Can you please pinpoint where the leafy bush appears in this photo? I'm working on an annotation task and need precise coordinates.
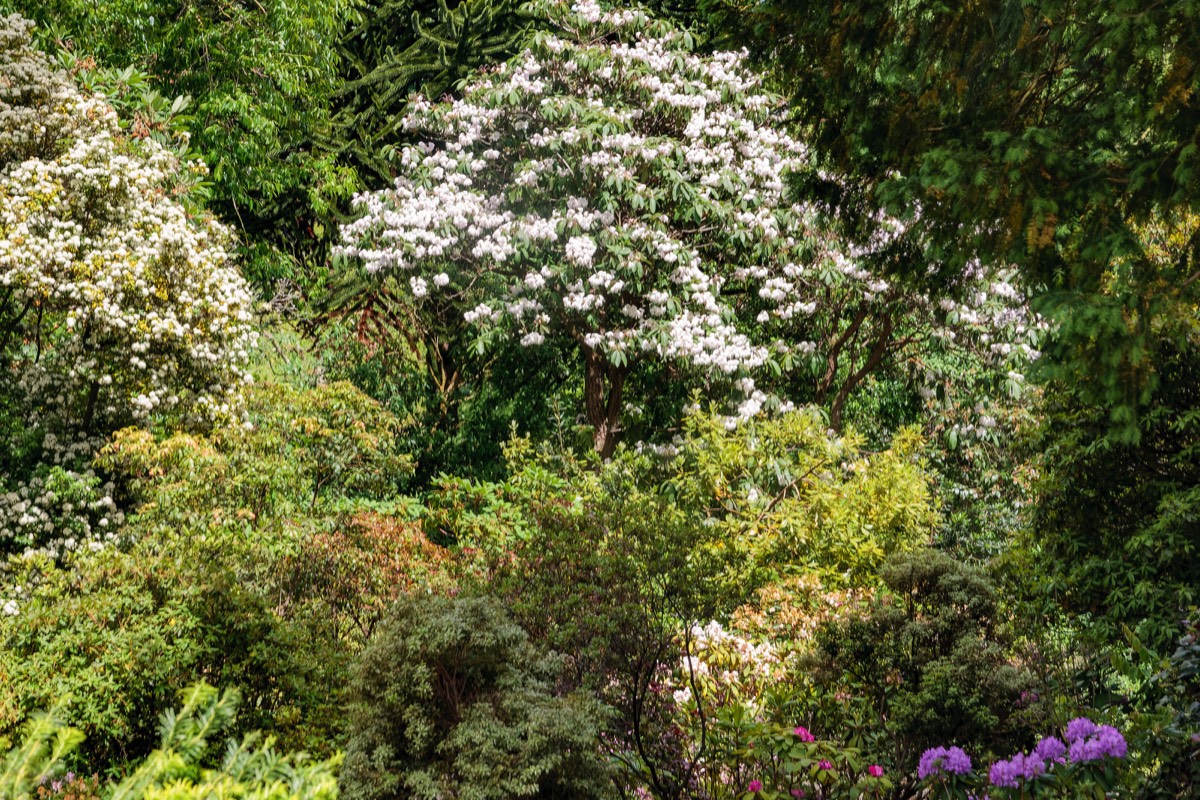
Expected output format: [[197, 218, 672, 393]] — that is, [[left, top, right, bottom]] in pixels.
[[417, 407, 936, 797], [0, 12, 257, 557], [0, 539, 342, 769], [2, 683, 339, 800], [479, 445, 725, 798], [664, 620, 895, 800], [0, 378, 426, 768], [340, 593, 612, 800], [435, 407, 937, 609], [98, 380, 413, 534], [0, 13, 256, 438], [812, 549, 1033, 789], [660, 409, 937, 594], [282, 511, 461, 643]]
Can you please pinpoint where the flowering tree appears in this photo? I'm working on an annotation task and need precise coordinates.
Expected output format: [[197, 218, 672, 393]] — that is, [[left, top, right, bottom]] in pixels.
[[339, 0, 1038, 456], [338, 0, 821, 456], [0, 14, 257, 554]]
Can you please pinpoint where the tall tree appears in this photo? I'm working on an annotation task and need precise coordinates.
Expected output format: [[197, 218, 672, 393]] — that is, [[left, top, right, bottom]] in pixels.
[[338, 0, 1034, 455], [702, 0, 1200, 436]]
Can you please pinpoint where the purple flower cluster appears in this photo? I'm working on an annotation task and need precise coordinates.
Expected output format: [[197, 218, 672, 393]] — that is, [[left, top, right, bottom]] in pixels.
[[984, 718, 1126, 789], [918, 746, 972, 779], [1064, 718, 1127, 762], [1064, 717, 1098, 743], [988, 752, 1046, 788]]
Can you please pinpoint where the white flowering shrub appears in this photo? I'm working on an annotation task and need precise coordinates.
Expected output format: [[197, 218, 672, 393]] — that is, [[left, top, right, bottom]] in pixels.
[[0, 14, 256, 555], [670, 620, 785, 713], [0, 465, 123, 557], [338, 0, 822, 455], [339, 0, 1040, 455]]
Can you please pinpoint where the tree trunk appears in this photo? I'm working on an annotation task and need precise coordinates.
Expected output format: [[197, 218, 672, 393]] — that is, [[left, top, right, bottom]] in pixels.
[[828, 313, 895, 431], [81, 379, 101, 435], [584, 347, 626, 459]]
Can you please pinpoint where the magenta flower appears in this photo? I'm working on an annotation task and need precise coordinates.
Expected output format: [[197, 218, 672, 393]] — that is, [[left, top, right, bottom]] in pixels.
[[818, 760, 834, 770], [747, 779, 763, 793], [791, 790, 806, 799], [868, 765, 884, 777], [793, 726, 815, 742]]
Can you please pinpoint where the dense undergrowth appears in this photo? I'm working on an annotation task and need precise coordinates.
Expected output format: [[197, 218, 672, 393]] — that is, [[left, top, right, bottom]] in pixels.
[[1, 1, 1198, 799]]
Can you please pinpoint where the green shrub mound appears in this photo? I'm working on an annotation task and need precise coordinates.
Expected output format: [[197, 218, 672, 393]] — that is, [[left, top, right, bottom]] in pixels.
[[341, 594, 613, 800], [814, 549, 1031, 766]]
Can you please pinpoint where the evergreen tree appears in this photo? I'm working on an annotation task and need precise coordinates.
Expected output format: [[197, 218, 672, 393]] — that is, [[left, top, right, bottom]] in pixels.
[[325, 0, 535, 188]]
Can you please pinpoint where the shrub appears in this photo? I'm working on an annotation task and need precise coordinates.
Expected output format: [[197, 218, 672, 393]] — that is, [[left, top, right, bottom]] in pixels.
[[659, 409, 937, 596], [282, 511, 461, 643], [1, 378, 426, 770], [482, 449, 723, 799], [340, 594, 613, 800], [434, 407, 937, 614], [812, 549, 1032, 791], [0, 538, 343, 769], [0, 13, 257, 558], [97, 380, 413, 535], [0, 13, 256, 442], [663, 620, 896, 800], [422, 408, 936, 797], [1, 683, 339, 800]]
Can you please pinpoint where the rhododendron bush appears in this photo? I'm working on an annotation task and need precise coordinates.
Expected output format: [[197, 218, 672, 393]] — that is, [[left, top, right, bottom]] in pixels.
[[338, 0, 1037, 456], [0, 14, 256, 555], [0, 15, 255, 435]]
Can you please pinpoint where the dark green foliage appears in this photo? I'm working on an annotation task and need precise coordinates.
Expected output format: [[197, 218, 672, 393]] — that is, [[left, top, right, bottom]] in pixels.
[[1144, 618, 1200, 797], [814, 549, 1031, 776], [1029, 343, 1200, 650], [340, 594, 613, 800], [313, 301, 700, 484], [701, 0, 1200, 433], [327, 0, 535, 188], [312, 302, 578, 485]]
